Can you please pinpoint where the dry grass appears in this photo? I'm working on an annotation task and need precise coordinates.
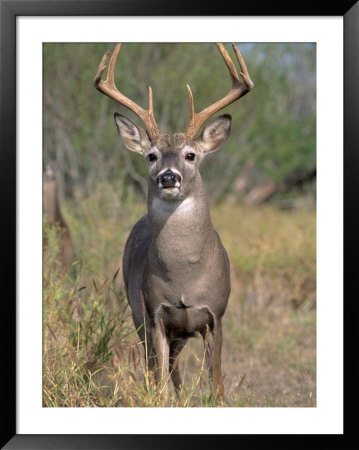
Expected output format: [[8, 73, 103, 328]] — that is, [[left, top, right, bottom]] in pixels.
[[43, 182, 316, 407]]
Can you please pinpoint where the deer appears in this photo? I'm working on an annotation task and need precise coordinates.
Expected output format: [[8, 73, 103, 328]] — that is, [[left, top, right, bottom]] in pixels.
[[43, 161, 75, 271], [94, 43, 253, 403]]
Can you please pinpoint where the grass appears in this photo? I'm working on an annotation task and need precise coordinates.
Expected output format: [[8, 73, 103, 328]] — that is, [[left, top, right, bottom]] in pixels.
[[43, 181, 316, 407]]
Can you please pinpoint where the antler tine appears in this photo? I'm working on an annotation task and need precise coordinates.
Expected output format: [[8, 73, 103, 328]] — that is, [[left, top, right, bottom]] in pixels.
[[231, 43, 254, 89], [93, 43, 160, 140], [186, 43, 254, 139]]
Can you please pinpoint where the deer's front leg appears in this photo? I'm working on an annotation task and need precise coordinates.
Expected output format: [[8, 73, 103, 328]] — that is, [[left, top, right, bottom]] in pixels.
[[203, 320, 224, 399], [151, 318, 169, 405], [169, 338, 187, 395]]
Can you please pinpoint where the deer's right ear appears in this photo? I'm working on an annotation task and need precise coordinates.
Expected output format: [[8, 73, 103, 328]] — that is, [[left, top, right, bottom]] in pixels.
[[195, 114, 232, 155], [114, 113, 151, 155]]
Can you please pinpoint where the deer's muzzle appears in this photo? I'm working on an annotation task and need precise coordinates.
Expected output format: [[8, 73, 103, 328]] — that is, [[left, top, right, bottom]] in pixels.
[[157, 170, 182, 189]]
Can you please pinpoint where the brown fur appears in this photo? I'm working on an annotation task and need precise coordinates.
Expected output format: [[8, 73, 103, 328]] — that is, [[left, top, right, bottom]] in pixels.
[[153, 133, 192, 150]]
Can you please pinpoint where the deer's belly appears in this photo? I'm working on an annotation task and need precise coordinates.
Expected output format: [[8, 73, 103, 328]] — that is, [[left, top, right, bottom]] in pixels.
[[160, 303, 215, 338], [142, 251, 230, 334]]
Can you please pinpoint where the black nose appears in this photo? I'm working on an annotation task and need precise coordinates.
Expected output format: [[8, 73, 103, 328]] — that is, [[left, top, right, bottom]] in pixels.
[[157, 170, 181, 188]]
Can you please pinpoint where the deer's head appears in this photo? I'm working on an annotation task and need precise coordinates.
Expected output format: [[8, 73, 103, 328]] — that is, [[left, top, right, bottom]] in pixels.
[[113, 113, 232, 201], [94, 43, 253, 201]]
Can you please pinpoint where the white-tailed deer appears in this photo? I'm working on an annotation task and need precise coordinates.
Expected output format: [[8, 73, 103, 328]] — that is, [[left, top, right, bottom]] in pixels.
[[43, 161, 74, 271], [94, 43, 253, 402]]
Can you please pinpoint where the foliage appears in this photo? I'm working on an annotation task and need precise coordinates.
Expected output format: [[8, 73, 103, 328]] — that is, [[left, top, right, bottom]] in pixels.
[[43, 182, 316, 407], [43, 42, 316, 202]]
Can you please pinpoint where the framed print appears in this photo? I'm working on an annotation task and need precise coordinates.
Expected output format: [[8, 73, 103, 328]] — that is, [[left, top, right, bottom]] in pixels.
[[1, 0, 357, 448]]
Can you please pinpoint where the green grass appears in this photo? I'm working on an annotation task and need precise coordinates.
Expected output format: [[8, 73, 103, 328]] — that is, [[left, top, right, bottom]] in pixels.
[[43, 182, 316, 407]]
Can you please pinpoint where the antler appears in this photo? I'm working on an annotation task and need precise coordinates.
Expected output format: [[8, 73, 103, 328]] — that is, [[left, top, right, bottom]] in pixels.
[[94, 43, 161, 140], [186, 43, 254, 139]]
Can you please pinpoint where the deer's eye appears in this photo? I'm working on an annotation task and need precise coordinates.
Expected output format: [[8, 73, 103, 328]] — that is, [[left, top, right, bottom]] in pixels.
[[147, 154, 157, 163], [185, 153, 196, 162]]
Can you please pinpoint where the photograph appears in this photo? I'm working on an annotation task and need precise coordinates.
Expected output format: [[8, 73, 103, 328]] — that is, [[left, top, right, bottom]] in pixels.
[[43, 41, 316, 408], [2, 2, 353, 446]]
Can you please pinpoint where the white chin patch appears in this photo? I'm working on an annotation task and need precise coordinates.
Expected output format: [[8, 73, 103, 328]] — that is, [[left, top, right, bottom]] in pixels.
[[159, 187, 182, 200]]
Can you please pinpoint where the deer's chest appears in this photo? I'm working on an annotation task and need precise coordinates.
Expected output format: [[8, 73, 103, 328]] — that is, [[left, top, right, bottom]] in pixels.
[[144, 201, 230, 333]]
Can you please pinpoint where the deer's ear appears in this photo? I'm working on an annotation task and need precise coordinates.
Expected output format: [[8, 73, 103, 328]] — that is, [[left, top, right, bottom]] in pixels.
[[114, 113, 151, 154], [195, 114, 232, 154]]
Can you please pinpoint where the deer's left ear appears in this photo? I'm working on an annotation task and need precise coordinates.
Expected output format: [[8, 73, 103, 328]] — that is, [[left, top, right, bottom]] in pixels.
[[195, 114, 231, 154]]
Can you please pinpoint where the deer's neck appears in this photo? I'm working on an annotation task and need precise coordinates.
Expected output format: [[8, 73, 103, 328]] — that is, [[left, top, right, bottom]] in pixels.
[[43, 180, 64, 225], [147, 181, 216, 271]]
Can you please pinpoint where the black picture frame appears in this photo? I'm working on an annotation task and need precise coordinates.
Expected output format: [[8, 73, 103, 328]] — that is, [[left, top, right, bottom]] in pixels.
[[1, 0, 357, 448]]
